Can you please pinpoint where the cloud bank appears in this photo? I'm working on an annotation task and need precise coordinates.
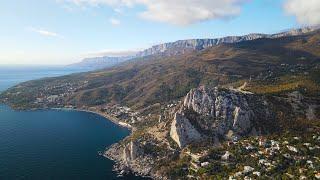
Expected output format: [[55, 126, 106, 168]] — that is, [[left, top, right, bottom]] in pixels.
[[285, 0, 320, 25], [60, 0, 248, 25]]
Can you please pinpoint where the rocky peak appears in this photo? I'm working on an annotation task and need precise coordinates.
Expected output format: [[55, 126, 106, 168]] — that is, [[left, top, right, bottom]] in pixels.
[[136, 34, 269, 57], [170, 86, 275, 148], [137, 27, 319, 57]]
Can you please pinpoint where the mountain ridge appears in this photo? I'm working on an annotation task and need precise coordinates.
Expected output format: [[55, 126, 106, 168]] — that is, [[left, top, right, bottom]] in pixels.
[[136, 26, 320, 57], [69, 26, 320, 70], [66, 56, 134, 70], [1, 28, 320, 179]]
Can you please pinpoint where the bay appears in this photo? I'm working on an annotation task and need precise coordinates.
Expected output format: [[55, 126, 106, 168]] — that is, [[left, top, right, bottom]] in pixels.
[[0, 66, 144, 179]]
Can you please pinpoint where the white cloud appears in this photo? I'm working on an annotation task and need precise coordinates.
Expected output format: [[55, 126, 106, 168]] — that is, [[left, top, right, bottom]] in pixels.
[[59, 0, 248, 25], [113, 8, 123, 14], [284, 0, 320, 25], [136, 0, 247, 26], [109, 18, 121, 26], [28, 27, 63, 38]]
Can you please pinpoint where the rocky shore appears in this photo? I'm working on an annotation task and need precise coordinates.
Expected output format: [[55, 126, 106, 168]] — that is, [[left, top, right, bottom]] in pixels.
[[1, 85, 319, 179], [75, 108, 133, 130], [104, 142, 156, 179]]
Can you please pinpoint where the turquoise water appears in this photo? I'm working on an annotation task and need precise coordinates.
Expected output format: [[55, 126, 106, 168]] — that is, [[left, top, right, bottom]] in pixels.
[[0, 66, 146, 179]]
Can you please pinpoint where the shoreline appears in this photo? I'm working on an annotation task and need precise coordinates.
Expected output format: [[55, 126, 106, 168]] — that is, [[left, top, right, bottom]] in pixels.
[[52, 107, 134, 130], [1, 104, 141, 178]]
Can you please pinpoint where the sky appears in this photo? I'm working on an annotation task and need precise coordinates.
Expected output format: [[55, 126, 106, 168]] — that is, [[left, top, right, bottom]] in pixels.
[[0, 0, 319, 65]]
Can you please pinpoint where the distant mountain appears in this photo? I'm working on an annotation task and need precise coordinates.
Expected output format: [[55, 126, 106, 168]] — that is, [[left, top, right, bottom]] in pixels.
[[136, 26, 320, 57], [2, 27, 320, 179], [67, 56, 134, 70], [68, 26, 320, 70], [273, 26, 320, 38], [3, 28, 320, 109]]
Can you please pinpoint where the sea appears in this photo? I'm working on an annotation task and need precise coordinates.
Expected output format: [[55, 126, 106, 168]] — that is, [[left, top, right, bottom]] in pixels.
[[0, 66, 145, 179]]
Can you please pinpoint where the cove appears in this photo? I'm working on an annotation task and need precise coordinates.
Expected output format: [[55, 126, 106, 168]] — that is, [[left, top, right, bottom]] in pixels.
[[0, 105, 143, 179]]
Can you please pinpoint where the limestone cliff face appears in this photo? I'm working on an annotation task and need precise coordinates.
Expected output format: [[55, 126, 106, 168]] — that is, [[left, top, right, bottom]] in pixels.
[[170, 86, 275, 148], [137, 27, 319, 57], [137, 34, 268, 57], [105, 140, 153, 176], [123, 141, 139, 164], [170, 113, 202, 148]]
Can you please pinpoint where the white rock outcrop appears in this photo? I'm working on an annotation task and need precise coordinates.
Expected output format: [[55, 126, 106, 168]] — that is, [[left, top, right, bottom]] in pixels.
[[170, 113, 202, 148], [123, 141, 139, 164], [170, 86, 274, 148]]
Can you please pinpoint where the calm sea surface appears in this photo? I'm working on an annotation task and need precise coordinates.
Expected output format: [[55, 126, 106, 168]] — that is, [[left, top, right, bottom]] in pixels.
[[0, 66, 84, 92], [0, 66, 144, 179]]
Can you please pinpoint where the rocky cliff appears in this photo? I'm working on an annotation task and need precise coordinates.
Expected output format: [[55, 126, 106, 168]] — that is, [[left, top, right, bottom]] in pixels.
[[67, 26, 319, 71], [170, 113, 203, 148], [137, 34, 269, 57], [137, 26, 319, 57], [170, 86, 275, 148], [105, 140, 155, 177]]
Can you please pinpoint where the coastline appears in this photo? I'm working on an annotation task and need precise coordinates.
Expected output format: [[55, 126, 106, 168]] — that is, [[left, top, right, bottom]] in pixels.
[[1, 104, 143, 178], [53, 107, 134, 130], [72, 108, 148, 178]]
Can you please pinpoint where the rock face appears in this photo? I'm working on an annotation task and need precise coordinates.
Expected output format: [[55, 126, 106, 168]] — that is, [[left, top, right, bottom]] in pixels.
[[137, 27, 319, 57], [170, 86, 275, 148], [137, 34, 268, 57], [105, 140, 154, 177], [170, 113, 202, 148], [285, 91, 320, 120], [123, 141, 139, 164], [67, 27, 319, 71]]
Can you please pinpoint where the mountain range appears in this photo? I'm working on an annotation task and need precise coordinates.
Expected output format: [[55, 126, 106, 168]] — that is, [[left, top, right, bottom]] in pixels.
[[70, 26, 320, 70], [137, 26, 320, 57], [67, 56, 134, 70], [1, 27, 320, 179]]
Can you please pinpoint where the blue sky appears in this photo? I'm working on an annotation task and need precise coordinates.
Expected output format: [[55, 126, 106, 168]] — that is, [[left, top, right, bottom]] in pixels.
[[0, 0, 318, 65]]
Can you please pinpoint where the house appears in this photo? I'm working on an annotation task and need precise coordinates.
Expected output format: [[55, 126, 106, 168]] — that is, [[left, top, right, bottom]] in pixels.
[[221, 151, 232, 161], [259, 137, 267, 147]]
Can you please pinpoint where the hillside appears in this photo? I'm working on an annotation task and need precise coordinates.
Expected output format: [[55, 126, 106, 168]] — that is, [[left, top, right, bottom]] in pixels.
[[67, 56, 134, 70], [1, 29, 320, 110], [1, 29, 320, 179], [137, 26, 319, 57], [66, 26, 319, 71]]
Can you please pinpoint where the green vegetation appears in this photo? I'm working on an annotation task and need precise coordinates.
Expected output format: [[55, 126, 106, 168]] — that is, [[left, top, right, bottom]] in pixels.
[[166, 120, 320, 179], [1, 31, 320, 111]]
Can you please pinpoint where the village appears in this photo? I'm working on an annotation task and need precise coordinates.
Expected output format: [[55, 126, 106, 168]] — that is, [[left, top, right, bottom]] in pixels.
[[33, 81, 88, 107], [182, 132, 320, 179]]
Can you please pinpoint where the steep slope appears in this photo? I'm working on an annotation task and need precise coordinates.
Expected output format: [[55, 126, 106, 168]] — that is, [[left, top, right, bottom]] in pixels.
[[1, 29, 320, 179], [1, 29, 319, 110], [67, 56, 134, 70], [170, 86, 275, 148], [136, 26, 319, 57], [66, 26, 319, 71], [105, 85, 319, 179]]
